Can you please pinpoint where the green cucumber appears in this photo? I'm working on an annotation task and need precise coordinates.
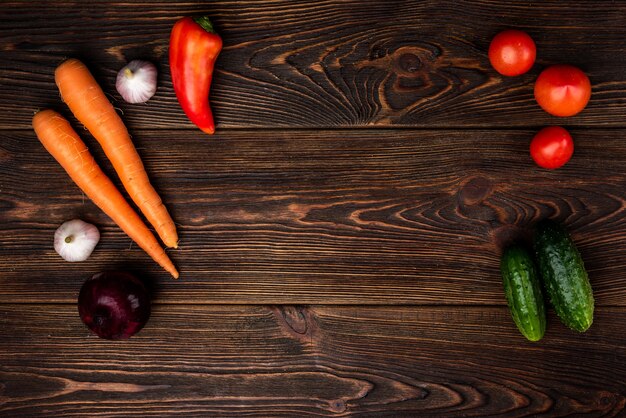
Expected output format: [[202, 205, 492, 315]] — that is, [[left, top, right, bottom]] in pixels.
[[500, 244, 546, 341], [534, 220, 594, 332]]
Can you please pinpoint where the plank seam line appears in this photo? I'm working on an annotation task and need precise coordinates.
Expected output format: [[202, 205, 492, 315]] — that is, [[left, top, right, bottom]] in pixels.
[[0, 302, 624, 308], [3, 126, 626, 133]]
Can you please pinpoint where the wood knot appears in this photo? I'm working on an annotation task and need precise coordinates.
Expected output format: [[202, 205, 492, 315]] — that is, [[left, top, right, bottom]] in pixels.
[[458, 176, 493, 206], [392, 45, 441, 76], [328, 399, 347, 413], [598, 391, 624, 408], [280, 306, 308, 334], [398, 53, 421, 73], [273, 306, 317, 344], [457, 176, 497, 222]]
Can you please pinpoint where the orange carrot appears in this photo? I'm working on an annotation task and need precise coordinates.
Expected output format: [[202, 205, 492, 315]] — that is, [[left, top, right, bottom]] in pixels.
[[54, 58, 178, 248], [32, 109, 179, 279]]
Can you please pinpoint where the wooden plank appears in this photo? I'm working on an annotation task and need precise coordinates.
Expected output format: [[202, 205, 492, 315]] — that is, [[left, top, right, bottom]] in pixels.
[[2, 1, 626, 129], [0, 304, 624, 417], [1, 129, 625, 305]]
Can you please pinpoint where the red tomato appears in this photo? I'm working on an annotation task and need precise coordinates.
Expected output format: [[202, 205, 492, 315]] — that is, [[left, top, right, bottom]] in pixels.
[[488, 30, 536, 76], [530, 126, 574, 169], [534, 65, 591, 117]]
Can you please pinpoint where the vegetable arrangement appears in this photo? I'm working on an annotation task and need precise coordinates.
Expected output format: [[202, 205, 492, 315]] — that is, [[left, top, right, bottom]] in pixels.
[[488, 30, 591, 169], [33, 59, 180, 279], [489, 30, 594, 341], [29, 16, 604, 342], [502, 221, 594, 341], [489, 30, 596, 340], [32, 109, 178, 279], [32, 15, 226, 338], [55, 59, 179, 250]]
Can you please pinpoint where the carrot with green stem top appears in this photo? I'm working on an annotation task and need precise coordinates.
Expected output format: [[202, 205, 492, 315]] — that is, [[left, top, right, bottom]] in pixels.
[[32, 109, 179, 279], [54, 58, 178, 248]]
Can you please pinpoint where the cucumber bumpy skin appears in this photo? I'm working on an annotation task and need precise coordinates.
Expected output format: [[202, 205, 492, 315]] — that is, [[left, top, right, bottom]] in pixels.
[[500, 244, 546, 341], [534, 220, 594, 332]]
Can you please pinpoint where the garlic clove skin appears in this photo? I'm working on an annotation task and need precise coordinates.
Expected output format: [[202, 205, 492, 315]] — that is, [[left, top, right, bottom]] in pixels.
[[115, 60, 158, 104], [54, 219, 100, 262]]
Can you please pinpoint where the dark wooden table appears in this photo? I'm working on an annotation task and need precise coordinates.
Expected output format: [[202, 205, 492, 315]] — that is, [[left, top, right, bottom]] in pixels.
[[1, 1, 626, 416]]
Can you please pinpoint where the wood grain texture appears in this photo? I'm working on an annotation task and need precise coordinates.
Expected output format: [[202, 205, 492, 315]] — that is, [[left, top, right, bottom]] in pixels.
[[2, 2, 626, 416], [1, 129, 625, 305], [2, 1, 626, 129], [1, 304, 625, 417]]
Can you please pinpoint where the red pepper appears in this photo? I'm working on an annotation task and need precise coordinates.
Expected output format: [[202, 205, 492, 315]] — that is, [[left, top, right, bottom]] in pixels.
[[169, 16, 222, 134]]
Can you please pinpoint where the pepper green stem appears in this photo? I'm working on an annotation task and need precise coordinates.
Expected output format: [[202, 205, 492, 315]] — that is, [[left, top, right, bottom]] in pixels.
[[194, 16, 215, 33]]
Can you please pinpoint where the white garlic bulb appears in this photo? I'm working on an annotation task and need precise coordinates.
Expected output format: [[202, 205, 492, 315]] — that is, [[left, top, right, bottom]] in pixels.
[[115, 60, 158, 104], [54, 219, 100, 262]]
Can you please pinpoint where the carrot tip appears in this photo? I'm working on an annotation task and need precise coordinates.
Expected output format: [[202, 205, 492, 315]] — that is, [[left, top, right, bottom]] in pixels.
[[164, 239, 178, 248]]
